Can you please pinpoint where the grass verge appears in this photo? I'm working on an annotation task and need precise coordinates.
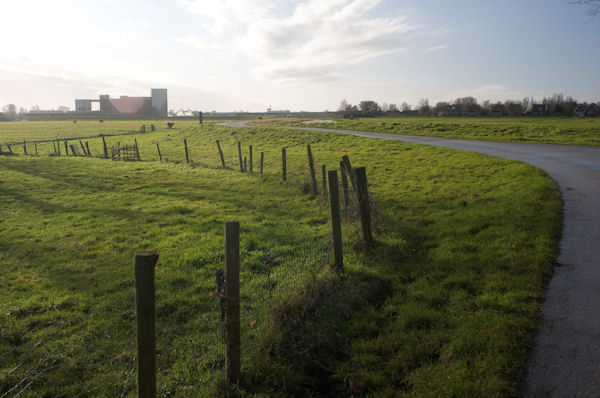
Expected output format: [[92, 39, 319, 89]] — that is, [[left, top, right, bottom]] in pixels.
[[252, 116, 600, 146]]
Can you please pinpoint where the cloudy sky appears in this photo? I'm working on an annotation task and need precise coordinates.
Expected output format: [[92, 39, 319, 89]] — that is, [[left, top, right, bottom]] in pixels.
[[1, 0, 599, 112]]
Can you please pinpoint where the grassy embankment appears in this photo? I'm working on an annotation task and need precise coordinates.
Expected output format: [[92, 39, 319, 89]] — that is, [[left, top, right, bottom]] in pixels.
[[253, 116, 600, 146], [0, 121, 561, 396]]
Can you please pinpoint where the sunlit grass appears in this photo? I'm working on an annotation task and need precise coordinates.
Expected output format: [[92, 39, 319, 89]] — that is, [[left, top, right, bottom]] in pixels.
[[0, 122, 561, 396], [253, 116, 600, 146]]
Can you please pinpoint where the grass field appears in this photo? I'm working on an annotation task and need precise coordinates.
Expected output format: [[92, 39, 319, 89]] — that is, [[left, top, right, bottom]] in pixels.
[[0, 121, 561, 396], [0, 119, 170, 144], [253, 116, 600, 146]]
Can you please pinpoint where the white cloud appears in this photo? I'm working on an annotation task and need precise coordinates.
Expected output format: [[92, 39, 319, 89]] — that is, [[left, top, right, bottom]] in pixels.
[[175, 0, 280, 33], [423, 45, 447, 53], [177, 0, 424, 84], [175, 35, 236, 62]]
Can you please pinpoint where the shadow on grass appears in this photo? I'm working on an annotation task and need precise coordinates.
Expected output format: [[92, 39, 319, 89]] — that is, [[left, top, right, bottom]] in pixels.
[[236, 270, 393, 397]]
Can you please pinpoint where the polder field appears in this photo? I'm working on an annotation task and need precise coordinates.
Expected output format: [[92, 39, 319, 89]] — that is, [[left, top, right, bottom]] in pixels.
[[254, 116, 600, 146], [0, 119, 562, 396]]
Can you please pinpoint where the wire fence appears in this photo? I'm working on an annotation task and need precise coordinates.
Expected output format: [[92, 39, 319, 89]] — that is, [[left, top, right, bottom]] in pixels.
[[238, 235, 333, 365], [1, 126, 377, 396]]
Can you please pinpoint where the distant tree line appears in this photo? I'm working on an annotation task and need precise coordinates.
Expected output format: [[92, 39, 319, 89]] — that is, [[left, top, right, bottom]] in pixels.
[[337, 94, 600, 118], [338, 99, 413, 118]]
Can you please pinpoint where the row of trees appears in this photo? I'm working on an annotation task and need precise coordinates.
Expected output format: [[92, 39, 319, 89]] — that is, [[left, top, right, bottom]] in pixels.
[[1, 104, 72, 120], [338, 93, 593, 118], [418, 94, 580, 116], [338, 100, 413, 117]]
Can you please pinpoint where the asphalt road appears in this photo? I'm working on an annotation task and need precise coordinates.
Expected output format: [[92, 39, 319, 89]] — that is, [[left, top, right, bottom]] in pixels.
[[221, 121, 600, 397]]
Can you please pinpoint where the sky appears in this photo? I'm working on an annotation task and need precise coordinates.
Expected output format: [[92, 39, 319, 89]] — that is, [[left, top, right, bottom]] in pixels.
[[1, 0, 599, 112]]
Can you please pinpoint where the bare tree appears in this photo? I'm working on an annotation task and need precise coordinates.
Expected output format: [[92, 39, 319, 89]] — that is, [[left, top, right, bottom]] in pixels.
[[338, 99, 350, 112], [338, 99, 357, 117], [571, 0, 600, 17], [435, 101, 449, 114], [418, 98, 431, 116], [521, 97, 531, 113], [359, 100, 382, 116], [2, 104, 16, 114]]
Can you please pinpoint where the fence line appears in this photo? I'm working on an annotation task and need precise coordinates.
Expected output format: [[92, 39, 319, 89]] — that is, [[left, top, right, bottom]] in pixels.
[[1, 127, 377, 396]]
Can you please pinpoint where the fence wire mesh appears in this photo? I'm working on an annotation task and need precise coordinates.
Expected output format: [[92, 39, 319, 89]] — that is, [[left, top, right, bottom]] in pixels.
[[238, 237, 333, 362], [2, 128, 378, 396]]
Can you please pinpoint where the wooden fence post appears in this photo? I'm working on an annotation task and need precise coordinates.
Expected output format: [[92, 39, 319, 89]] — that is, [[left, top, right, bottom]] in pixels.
[[34, 142, 38, 157], [102, 135, 108, 159], [156, 143, 162, 161], [135, 251, 159, 398], [52, 140, 56, 154], [23, 140, 27, 156], [244, 157, 247, 172], [260, 152, 264, 175], [79, 140, 87, 156], [70, 144, 77, 156], [85, 141, 91, 157], [341, 155, 357, 194], [354, 167, 373, 246], [64, 140, 69, 156], [307, 144, 318, 196], [216, 140, 226, 168], [184, 139, 189, 164], [237, 141, 243, 172], [340, 161, 350, 211], [321, 165, 327, 196], [135, 139, 141, 161], [56, 140, 60, 156], [328, 170, 343, 272], [249, 145, 253, 172], [7, 144, 12, 154], [282, 148, 287, 181], [225, 221, 241, 385]]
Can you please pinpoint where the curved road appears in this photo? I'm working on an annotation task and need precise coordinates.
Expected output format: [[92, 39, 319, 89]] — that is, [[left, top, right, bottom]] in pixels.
[[221, 121, 600, 397]]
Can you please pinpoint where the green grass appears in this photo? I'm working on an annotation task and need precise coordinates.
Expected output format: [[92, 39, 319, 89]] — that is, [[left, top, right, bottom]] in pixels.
[[0, 122, 561, 396], [253, 116, 600, 146], [0, 119, 175, 144]]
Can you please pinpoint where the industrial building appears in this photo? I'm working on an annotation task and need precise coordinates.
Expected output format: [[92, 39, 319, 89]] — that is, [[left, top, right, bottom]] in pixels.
[[74, 88, 167, 117]]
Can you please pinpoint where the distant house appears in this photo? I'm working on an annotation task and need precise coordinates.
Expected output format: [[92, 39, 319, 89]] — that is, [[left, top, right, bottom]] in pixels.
[[489, 103, 504, 116], [530, 104, 549, 116], [587, 103, 600, 116], [400, 110, 419, 116], [439, 104, 460, 116], [574, 103, 599, 117]]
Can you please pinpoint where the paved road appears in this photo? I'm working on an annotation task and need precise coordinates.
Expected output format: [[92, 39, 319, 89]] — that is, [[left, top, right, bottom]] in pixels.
[[221, 121, 600, 397]]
